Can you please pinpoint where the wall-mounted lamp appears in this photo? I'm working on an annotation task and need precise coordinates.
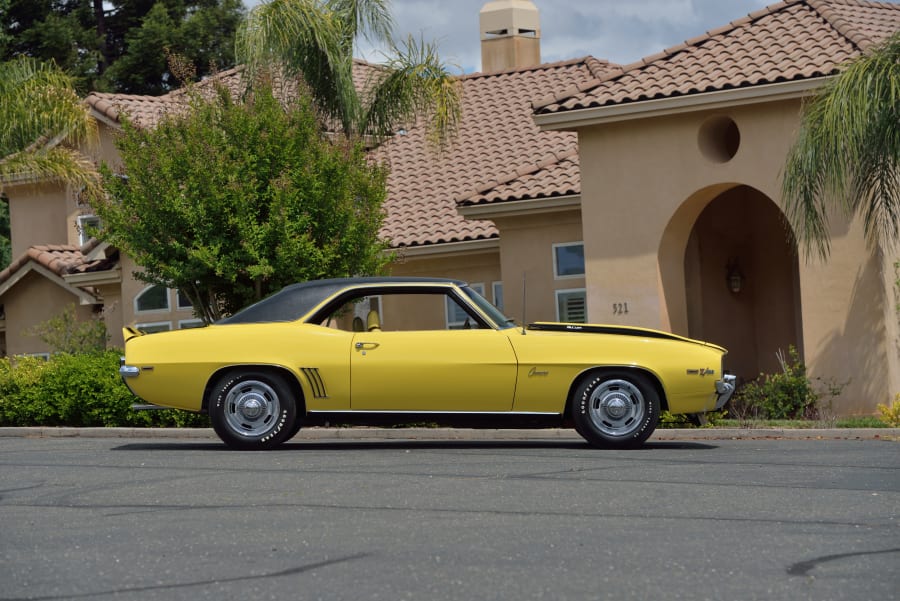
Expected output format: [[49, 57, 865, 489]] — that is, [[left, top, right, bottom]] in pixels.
[[726, 259, 743, 294]]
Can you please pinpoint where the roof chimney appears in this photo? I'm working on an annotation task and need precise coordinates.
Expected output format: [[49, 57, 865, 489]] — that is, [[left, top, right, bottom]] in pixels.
[[479, 0, 541, 73]]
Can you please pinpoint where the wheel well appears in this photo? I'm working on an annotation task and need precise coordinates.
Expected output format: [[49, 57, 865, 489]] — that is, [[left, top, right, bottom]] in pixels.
[[563, 367, 668, 419], [202, 365, 306, 413]]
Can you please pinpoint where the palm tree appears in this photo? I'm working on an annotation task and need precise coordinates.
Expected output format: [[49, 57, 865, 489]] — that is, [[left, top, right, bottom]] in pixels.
[[235, 0, 461, 145], [0, 57, 102, 204], [782, 32, 900, 259]]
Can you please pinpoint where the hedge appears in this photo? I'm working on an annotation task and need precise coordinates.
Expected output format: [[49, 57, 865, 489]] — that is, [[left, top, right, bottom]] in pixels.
[[0, 350, 209, 427]]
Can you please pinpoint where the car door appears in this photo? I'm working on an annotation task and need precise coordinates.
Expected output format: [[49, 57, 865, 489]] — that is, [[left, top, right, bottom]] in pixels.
[[349, 290, 518, 412]]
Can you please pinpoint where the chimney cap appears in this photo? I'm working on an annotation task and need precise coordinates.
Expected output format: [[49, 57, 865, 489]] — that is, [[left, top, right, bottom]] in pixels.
[[480, 0, 541, 41]]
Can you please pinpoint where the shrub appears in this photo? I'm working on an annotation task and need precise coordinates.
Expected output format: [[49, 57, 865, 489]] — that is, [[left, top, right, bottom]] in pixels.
[[0, 350, 209, 428], [729, 346, 846, 421], [876, 395, 900, 427], [27, 303, 108, 354]]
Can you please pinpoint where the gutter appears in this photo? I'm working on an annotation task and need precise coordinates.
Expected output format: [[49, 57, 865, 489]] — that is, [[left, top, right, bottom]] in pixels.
[[534, 77, 827, 130]]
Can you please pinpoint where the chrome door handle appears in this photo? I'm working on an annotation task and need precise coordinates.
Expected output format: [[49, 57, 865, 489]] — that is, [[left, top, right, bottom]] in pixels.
[[355, 341, 380, 350]]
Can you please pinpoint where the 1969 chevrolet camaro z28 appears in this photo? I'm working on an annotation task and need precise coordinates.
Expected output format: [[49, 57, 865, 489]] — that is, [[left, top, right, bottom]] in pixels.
[[120, 277, 735, 450]]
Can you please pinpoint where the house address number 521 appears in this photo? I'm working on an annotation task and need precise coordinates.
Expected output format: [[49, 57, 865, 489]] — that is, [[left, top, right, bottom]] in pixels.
[[613, 302, 629, 315]]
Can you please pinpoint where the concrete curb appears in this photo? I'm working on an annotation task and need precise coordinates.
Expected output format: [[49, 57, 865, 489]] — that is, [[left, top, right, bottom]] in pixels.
[[0, 426, 897, 441]]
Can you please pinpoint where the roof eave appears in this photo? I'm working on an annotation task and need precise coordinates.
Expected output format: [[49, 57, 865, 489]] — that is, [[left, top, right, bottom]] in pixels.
[[395, 238, 501, 258], [63, 266, 122, 287], [0, 262, 98, 304], [458, 194, 581, 219], [534, 77, 829, 130]]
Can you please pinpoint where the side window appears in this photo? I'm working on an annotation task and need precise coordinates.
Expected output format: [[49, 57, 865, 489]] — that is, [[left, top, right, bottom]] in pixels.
[[322, 290, 486, 331], [553, 242, 585, 279], [447, 283, 483, 329], [135, 285, 170, 313], [556, 289, 587, 323]]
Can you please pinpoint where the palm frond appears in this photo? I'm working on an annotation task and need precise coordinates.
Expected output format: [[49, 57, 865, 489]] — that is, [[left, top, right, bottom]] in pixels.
[[363, 34, 462, 146], [0, 57, 100, 199], [326, 0, 394, 47], [0, 147, 103, 204], [782, 31, 900, 258], [236, 0, 361, 131], [0, 58, 97, 157]]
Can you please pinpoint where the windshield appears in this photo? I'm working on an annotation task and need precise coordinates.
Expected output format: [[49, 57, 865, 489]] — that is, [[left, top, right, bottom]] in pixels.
[[461, 285, 516, 330]]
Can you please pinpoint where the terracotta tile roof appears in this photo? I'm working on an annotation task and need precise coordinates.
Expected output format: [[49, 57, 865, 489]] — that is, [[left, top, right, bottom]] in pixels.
[[0, 240, 111, 288], [459, 149, 580, 206], [82, 54, 612, 248], [86, 61, 385, 129], [373, 57, 613, 246], [534, 0, 900, 115]]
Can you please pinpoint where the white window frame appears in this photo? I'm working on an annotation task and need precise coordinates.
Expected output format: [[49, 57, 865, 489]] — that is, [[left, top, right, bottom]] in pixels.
[[135, 321, 172, 334], [77, 214, 101, 246], [178, 319, 204, 329], [134, 285, 171, 314], [446, 283, 484, 329], [555, 288, 587, 323], [552, 242, 585, 280]]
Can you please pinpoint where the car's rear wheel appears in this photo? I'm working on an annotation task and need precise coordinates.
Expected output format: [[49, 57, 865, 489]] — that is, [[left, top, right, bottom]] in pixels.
[[571, 371, 659, 448], [210, 371, 297, 450]]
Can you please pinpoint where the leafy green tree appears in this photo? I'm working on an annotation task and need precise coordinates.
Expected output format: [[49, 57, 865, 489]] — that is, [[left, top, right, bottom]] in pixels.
[[782, 32, 900, 258], [1, 0, 243, 94], [95, 79, 390, 322], [0, 57, 102, 206], [236, 0, 461, 144]]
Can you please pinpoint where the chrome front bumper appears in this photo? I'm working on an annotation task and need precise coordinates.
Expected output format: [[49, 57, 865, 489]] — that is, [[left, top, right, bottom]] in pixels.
[[714, 374, 737, 410]]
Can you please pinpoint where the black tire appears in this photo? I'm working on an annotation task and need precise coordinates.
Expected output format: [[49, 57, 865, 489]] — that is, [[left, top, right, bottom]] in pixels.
[[571, 371, 660, 448], [209, 371, 298, 450], [284, 415, 304, 442]]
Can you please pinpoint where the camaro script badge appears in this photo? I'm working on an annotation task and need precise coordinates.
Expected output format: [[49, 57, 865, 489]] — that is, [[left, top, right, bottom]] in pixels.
[[528, 367, 550, 377]]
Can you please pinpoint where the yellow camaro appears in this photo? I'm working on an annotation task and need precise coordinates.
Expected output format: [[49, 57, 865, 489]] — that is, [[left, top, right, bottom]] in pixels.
[[120, 277, 735, 450]]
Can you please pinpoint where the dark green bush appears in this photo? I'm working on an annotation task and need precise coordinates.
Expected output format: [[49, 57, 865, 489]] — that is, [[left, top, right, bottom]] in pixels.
[[0, 350, 209, 428], [729, 346, 847, 421]]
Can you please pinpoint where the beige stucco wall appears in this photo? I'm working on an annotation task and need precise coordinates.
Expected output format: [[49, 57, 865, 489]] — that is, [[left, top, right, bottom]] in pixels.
[[2, 271, 95, 356], [6, 181, 71, 257], [389, 245, 503, 305], [491, 209, 584, 324], [575, 98, 897, 412]]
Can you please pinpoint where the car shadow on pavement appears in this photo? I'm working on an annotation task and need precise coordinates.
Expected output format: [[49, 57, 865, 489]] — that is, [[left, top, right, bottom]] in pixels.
[[111, 440, 718, 452]]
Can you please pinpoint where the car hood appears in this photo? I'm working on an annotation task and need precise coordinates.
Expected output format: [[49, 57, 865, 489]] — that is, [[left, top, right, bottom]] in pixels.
[[527, 322, 727, 352]]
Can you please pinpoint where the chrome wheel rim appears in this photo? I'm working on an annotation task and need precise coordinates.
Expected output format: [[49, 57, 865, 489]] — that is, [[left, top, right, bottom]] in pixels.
[[223, 380, 281, 438], [588, 379, 646, 437]]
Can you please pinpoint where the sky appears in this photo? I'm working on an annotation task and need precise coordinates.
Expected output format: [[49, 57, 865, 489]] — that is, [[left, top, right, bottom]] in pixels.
[[244, 0, 774, 73]]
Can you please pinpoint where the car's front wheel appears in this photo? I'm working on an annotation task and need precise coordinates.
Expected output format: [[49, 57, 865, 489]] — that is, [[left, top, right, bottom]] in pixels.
[[210, 371, 297, 450], [571, 371, 659, 448]]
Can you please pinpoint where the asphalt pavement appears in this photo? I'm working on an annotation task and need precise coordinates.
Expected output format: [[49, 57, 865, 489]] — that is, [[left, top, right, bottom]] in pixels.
[[1, 433, 898, 601]]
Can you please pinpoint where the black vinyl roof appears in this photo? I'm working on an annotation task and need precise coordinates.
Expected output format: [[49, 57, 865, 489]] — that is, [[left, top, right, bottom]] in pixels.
[[218, 277, 465, 324]]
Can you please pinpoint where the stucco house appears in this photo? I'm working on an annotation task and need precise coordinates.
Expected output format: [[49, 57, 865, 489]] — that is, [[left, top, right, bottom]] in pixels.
[[1, 0, 898, 414]]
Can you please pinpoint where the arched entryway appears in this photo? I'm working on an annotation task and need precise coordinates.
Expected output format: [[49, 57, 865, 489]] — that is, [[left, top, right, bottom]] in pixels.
[[660, 185, 802, 381]]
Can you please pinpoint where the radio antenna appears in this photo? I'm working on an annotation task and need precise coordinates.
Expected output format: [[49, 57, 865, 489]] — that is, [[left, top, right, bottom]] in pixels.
[[520, 272, 527, 335]]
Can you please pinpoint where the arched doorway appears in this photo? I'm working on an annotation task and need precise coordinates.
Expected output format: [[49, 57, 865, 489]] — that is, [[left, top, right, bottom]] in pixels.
[[682, 185, 801, 380]]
